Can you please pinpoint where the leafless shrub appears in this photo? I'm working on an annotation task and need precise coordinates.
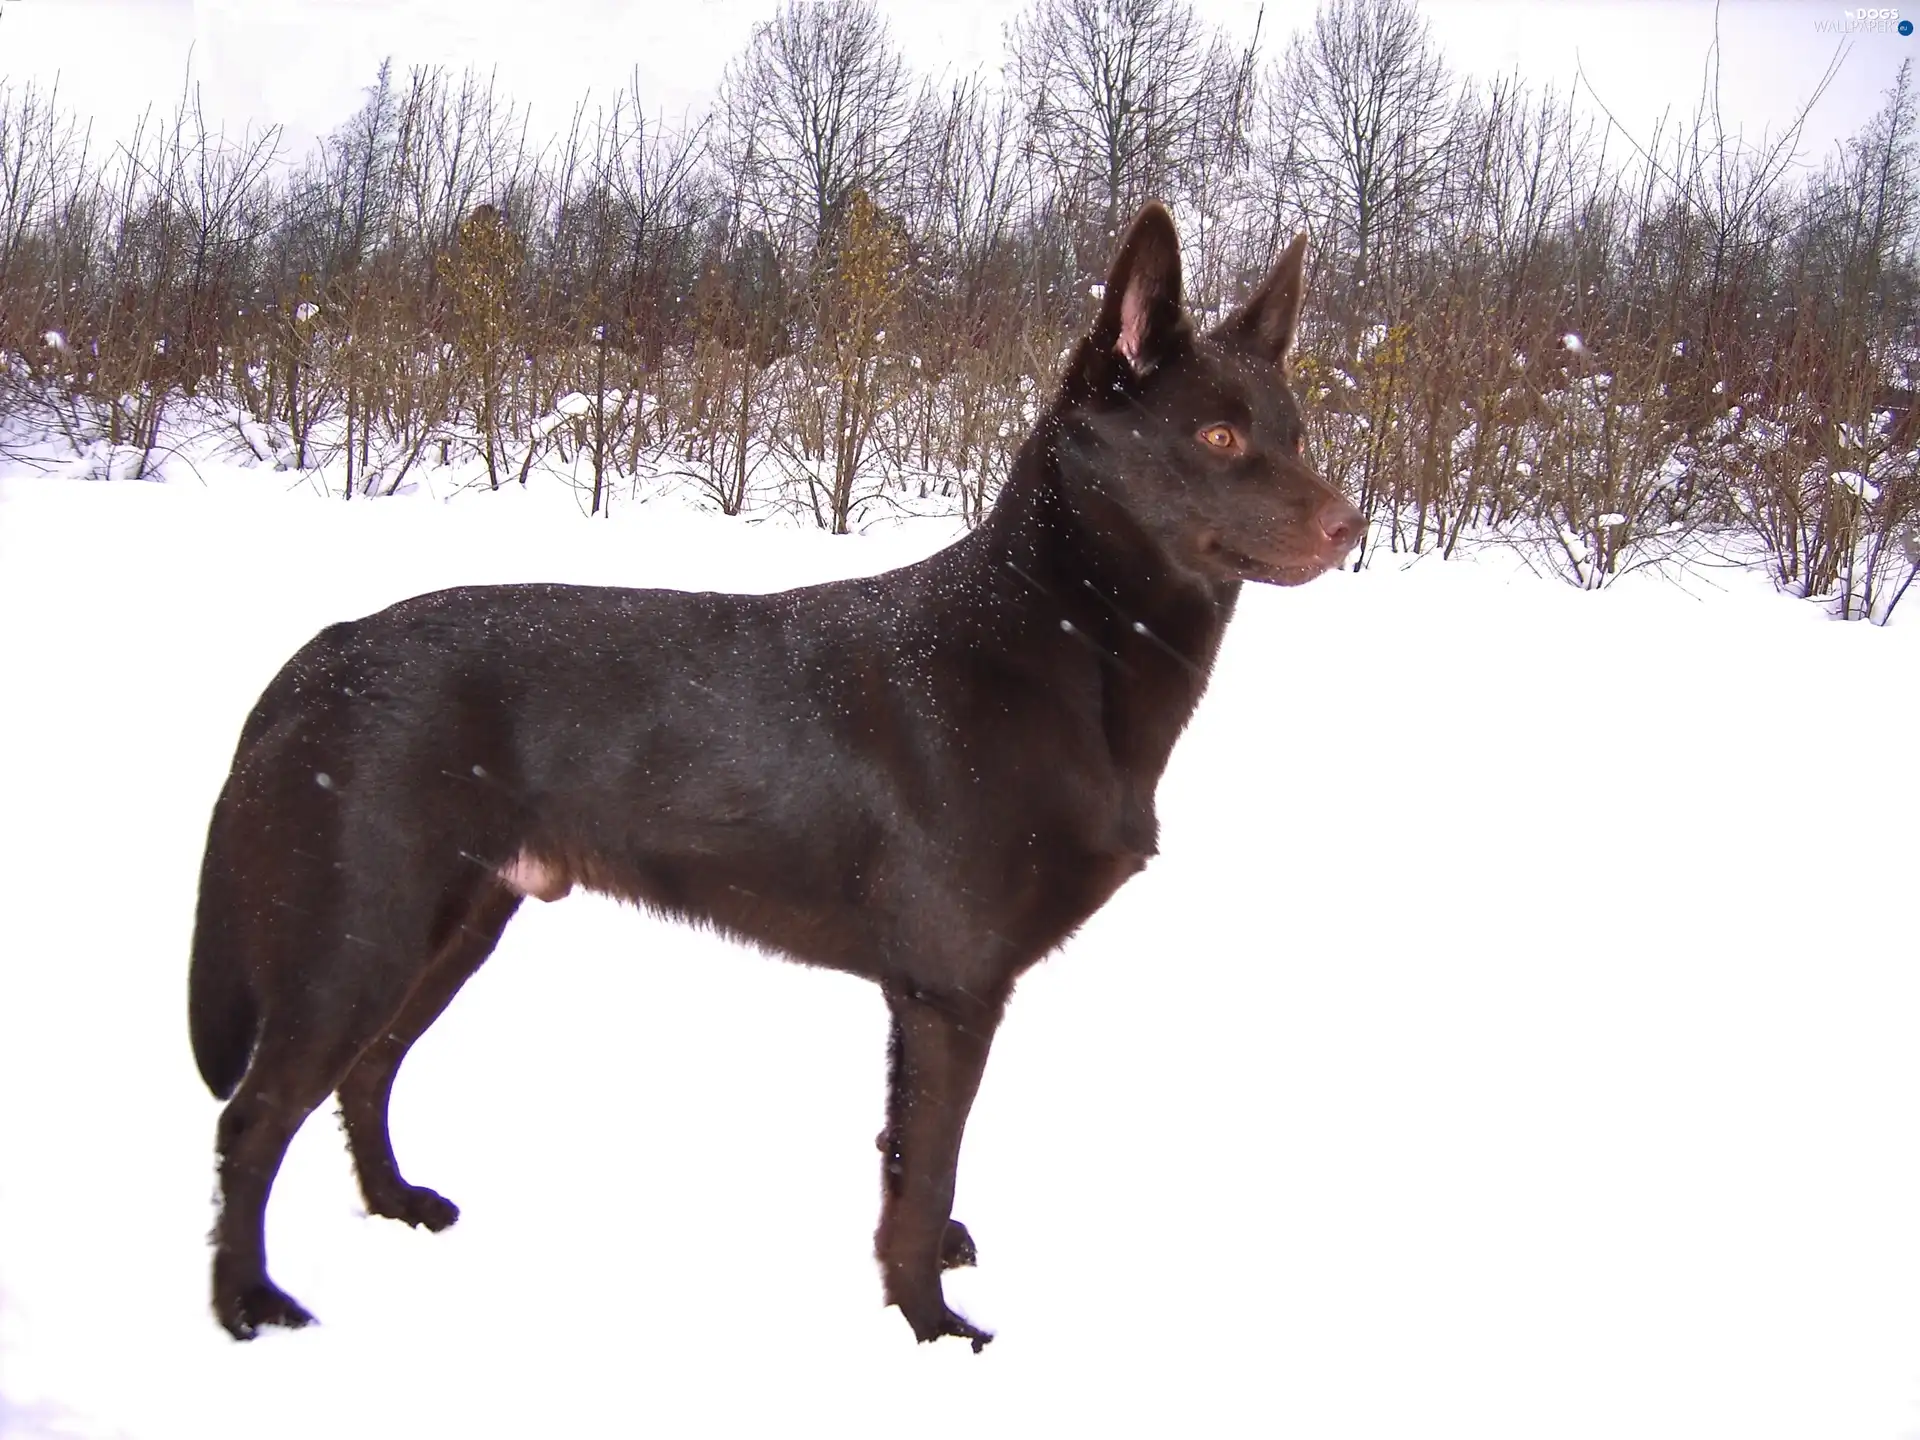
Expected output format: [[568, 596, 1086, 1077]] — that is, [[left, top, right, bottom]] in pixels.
[[0, 6, 1913, 622]]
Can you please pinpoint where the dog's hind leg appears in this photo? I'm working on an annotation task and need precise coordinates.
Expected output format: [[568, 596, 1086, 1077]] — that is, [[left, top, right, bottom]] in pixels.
[[875, 982, 1007, 1351], [874, 1131, 979, 1270], [212, 977, 421, 1339], [211, 1080, 326, 1339], [210, 874, 467, 1339], [337, 881, 522, 1232]]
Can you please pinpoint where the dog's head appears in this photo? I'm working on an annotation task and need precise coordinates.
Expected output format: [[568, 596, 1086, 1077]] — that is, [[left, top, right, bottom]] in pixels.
[[1055, 203, 1363, 587]]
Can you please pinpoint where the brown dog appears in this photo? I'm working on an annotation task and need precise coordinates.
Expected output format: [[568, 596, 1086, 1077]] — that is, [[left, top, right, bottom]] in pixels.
[[190, 201, 1363, 1349]]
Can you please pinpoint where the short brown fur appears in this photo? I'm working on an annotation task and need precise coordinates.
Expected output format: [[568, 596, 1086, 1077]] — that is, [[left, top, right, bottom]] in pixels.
[[188, 203, 1363, 1349]]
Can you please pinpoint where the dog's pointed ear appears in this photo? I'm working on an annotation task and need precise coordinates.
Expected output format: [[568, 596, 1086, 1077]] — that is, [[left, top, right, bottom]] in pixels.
[[1216, 232, 1308, 369], [1089, 202, 1187, 375]]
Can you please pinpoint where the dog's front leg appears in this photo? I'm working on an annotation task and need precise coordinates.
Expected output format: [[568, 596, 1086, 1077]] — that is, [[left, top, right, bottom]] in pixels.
[[876, 981, 1004, 1351]]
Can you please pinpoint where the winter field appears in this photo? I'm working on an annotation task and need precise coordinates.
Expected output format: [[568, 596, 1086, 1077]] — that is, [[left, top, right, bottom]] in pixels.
[[1, 434, 1918, 1440]]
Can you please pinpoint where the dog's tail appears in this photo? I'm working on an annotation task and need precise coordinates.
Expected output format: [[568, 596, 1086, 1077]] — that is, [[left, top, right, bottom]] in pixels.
[[189, 805, 258, 1100], [190, 631, 353, 1099]]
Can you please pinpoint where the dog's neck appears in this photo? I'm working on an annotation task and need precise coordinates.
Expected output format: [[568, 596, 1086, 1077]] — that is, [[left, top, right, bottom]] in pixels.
[[953, 413, 1238, 790], [977, 412, 1238, 664]]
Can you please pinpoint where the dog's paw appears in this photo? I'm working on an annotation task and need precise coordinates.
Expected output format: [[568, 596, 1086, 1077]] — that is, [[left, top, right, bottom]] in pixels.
[[920, 1306, 994, 1353], [367, 1183, 460, 1232], [953, 1317, 995, 1353], [218, 1280, 316, 1340], [940, 1218, 978, 1270], [896, 1294, 994, 1352]]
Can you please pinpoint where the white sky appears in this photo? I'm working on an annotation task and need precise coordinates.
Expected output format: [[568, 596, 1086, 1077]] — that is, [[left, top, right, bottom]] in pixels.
[[0, 0, 1907, 177]]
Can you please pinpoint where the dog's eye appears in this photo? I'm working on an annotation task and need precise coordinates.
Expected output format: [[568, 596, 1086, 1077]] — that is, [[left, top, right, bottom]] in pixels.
[[1197, 424, 1240, 452]]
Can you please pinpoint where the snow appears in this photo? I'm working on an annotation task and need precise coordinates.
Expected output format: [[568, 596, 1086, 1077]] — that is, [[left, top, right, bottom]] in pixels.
[[528, 391, 628, 443], [3, 454, 1920, 1440], [1835, 470, 1882, 502], [235, 413, 283, 467]]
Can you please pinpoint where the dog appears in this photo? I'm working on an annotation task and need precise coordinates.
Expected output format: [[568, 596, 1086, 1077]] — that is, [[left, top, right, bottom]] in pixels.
[[189, 201, 1364, 1350]]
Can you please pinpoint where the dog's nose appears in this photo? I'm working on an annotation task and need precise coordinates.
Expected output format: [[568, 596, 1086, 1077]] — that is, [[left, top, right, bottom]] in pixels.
[[1315, 497, 1365, 559]]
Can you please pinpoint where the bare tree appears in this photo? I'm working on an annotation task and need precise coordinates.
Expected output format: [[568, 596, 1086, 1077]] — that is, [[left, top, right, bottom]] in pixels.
[[1736, 59, 1920, 621], [1008, 0, 1238, 235], [1275, 0, 1453, 292], [716, 0, 912, 251]]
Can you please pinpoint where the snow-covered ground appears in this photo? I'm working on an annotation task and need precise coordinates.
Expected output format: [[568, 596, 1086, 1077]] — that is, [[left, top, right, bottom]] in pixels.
[[3, 449, 1920, 1439]]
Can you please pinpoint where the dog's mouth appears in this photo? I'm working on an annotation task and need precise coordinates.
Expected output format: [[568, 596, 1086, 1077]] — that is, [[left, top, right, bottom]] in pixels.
[[1203, 538, 1343, 587]]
